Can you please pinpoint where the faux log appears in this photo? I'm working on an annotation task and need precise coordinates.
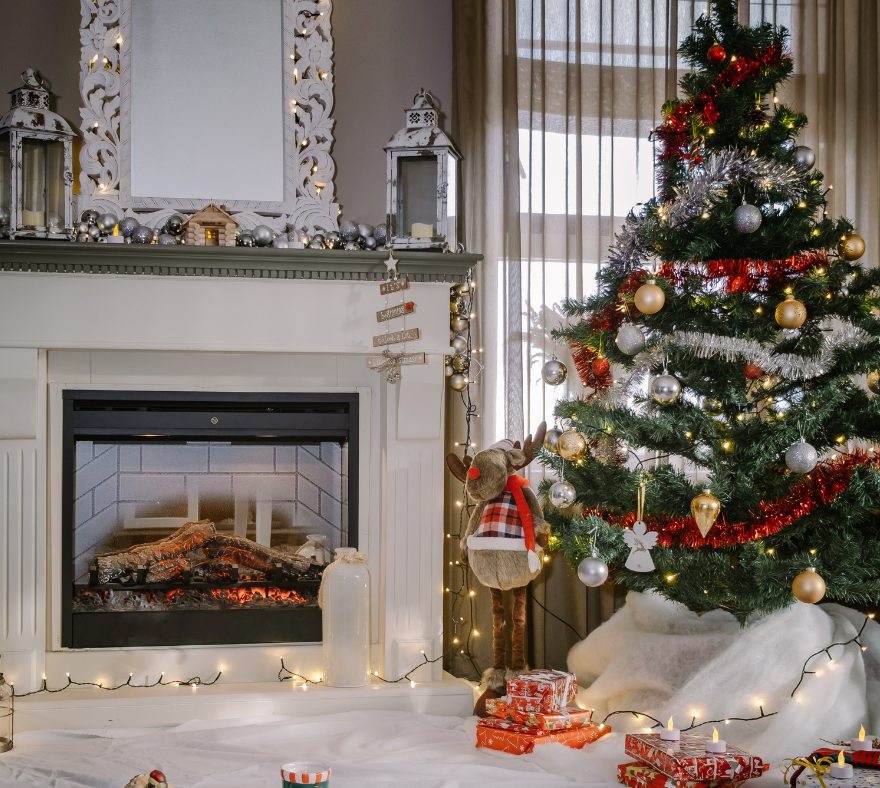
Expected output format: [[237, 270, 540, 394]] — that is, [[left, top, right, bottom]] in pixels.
[[210, 534, 310, 574]]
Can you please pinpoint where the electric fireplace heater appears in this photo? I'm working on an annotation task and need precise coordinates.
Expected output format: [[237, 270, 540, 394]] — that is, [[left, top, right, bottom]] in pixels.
[[61, 391, 358, 649]]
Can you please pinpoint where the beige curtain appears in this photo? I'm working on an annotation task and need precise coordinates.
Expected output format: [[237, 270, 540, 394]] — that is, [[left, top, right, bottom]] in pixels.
[[450, 0, 880, 673]]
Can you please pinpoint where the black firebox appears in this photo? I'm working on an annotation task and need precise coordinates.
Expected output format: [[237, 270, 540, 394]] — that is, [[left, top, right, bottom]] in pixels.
[[61, 390, 358, 649]]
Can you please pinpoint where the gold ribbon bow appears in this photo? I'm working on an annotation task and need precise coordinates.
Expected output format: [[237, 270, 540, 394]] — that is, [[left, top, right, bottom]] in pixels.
[[780, 756, 834, 788]]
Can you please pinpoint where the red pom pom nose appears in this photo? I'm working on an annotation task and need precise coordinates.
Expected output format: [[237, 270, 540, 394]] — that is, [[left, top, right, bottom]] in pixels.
[[467, 467, 481, 479]]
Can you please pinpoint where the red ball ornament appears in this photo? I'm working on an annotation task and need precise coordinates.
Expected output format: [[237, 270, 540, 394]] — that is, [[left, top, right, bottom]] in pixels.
[[149, 771, 168, 788], [744, 362, 763, 380], [591, 357, 610, 376], [707, 44, 726, 64]]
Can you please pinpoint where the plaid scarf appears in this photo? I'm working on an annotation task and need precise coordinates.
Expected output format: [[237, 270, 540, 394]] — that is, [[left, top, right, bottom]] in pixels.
[[472, 475, 539, 571]]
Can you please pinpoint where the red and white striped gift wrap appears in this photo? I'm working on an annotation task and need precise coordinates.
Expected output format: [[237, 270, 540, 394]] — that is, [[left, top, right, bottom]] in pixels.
[[485, 696, 592, 730], [280, 762, 331, 785], [624, 733, 764, 782], [476, 718, 610, 754], [506, 669, 578, 714]]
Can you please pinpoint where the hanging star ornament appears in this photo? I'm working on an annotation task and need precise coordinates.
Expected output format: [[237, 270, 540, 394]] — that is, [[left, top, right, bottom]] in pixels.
[[385, 248, 399, 276]]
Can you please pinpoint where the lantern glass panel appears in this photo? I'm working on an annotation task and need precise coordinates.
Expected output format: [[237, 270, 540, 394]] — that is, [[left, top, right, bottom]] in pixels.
[[446, 153, 456, 223], [0, 133, 9, 230], [397, 155, 437, 237], [21, 138, 65, 228]]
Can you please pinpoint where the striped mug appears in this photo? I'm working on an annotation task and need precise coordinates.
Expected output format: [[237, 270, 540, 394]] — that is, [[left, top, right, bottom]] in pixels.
[[281, 762, 331, 788]]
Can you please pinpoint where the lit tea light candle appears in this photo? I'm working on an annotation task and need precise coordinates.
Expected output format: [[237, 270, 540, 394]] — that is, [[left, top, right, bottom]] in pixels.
[[852, 725, 872, 751], [831, 751, 853, 779], [105, 224, 125, 243], [660, 716, 680, 741], [706, 727, 726, 753]]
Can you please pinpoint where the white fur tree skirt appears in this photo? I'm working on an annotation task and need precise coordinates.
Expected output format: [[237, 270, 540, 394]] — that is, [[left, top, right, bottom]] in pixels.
[[568, 592, 880, 763]]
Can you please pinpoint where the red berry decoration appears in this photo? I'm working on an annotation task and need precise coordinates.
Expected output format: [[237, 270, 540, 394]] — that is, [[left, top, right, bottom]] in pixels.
[[592, 357, 610, 376], [707, 44, 726, 64], [744, 362, 763, 380]]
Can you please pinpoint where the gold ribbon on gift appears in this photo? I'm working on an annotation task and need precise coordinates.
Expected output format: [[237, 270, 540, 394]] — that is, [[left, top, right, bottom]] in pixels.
[[780, 756, 834, 788]]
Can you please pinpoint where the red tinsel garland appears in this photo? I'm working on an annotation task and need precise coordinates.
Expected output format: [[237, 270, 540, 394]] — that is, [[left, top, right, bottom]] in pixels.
[[570, 344, 612, 395], [580, 451, 876, 548]]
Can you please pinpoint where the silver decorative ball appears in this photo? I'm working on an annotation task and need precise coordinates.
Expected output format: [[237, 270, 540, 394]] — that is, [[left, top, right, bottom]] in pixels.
[[118, 217, 139, 238], [616, 324, 646, 355], [252, 225, 275, 247], [75, 221, 90, 235], [793, 146, 816, 170], [770, 398, 791, 416], [733, 203, 762, 234], [451, 315, 469, 333], [356, 235, 367, 247], [339, 220, 359, 241], [96, 213, 117, 233], [272, 236, 290, 249], [577, 556, 609, 587], [81, 209, 99, 225], [451, 334, 468, 354], [444, 364, 454, 377], [541, 358, 568, 386], [785, 438, 818, 474], [548, 480, 576, 508], [76, 232, 90, 243], [47, 213, 63, 229], [131, 225, 153, 244], [165, 213, 185, 234], [239, 234, 255, 247], [344, 241, 360, 250], [364, 236, 378, 250], [325, 231, 341, 249], [87, 224, 102, 240], [358, 223, 374, 239], [374, 224, 387, 244], [157, 233, 176, 245], [309, 238, 325, 250], [543, 428, 562, 453], [650, 372, 682, 404], [449, 373, 468, 391]]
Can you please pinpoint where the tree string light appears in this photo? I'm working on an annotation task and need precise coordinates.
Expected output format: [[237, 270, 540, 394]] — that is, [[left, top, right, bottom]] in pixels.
[[790, 615, 870, 697]]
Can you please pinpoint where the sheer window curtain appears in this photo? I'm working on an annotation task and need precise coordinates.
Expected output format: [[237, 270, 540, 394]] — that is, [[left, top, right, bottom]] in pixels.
[[451, 0, 880, 672]]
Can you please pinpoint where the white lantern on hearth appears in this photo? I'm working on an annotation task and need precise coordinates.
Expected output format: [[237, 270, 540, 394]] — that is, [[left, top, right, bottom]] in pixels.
[[385, 89, 460, 251], [0, 69, 75, 240]]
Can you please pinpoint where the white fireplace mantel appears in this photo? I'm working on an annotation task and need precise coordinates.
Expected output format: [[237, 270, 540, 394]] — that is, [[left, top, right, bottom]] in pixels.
[[0, 249, 478, 728]]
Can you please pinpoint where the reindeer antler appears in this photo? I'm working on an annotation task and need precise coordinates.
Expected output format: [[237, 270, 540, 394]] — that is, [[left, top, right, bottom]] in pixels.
[[513, 421, 547, 469], [446, 453, 474, 483]]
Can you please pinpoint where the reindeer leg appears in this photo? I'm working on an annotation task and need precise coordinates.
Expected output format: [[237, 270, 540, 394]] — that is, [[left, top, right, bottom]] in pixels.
[[474, 587, 507, 717], [510, 585, 529, 672]]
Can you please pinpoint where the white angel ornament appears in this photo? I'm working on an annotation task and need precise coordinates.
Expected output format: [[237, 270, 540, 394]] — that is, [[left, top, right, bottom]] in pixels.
[[623, 520, 658, 571]]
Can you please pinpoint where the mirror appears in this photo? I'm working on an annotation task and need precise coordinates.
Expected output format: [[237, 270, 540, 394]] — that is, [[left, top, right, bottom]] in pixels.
[[77, 0, 337, 234]]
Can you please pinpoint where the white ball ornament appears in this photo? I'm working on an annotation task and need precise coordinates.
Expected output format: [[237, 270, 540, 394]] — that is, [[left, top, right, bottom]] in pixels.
[[541, 358, 568, 386], [548, 480, 576, 508], [616, 323, 646, 355], [577, 555, 609, 587], [793, 146, 816, 170], [785, 438, 818, 474], [650, 371, 682, 404], [733, 203, 762, 234]]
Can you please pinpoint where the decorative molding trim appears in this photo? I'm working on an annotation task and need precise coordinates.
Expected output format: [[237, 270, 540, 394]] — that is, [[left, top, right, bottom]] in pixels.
[[76, 0, 338, 234]]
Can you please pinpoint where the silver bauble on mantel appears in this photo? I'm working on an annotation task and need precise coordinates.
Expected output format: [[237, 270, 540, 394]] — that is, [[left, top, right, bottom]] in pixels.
[[650, 371, 682, 404], [785, 438, 818, 474], [131, 225, 153, 244], [733, 203, 762, 233], [96, 213, 117, 234], [451, 334, 468, 354], [339, 220, 359, 241], [358, 223, 374, 239], [81, 209, 99, 226], [324, 231, 342, 249], [451, 315, 469, 333], [616, 323, 646, 355], [118, 217, 139, 238], [449, 373, 468, 391], [548, 480, 576, 508], [252, 225, 275, 247], [793, 145, 816, 170], [543, 428, 562, 453], [272, 236, 290, 248], [157, 233, 176, 245], [87, 224, 102, 240], [541, 358, 568, 386], [75, 221, 89, 235], [577, 555, 609, 587], [374, 224, 388, 245]]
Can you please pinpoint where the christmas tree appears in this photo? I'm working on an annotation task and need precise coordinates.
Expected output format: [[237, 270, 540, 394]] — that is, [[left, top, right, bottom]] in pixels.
[[542, 0, 880, 623]]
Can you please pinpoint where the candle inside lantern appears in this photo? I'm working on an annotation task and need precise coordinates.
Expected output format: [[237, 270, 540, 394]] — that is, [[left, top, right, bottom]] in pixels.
[[852, 725, 872, 751], [706, 726, 727, 753], [830, 750, 854, 779], [660, 715, 680, 741]]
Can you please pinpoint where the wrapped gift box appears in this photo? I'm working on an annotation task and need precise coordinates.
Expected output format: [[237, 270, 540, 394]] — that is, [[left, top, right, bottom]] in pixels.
[[476, 719, 610, 755], [794, 767, 880, 788], [786, 750, 880, 788], [485, 696, 592, 731], [506, 669, 578, 714], [618, 761, 746, 788], [624, 733, 764, 782]]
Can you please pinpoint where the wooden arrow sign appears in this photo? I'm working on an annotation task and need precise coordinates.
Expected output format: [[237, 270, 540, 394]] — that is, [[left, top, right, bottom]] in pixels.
[[366, 352, 426, 369], [373, 328, 420, 347], [377, 302, 415, 322], [379, 276, 409, 295]]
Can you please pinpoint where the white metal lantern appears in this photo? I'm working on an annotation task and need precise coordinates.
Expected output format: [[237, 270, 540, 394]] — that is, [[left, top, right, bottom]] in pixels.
[[0, 69, 75, 240], [385, 89, 460, 251], [0, 672, 12, 752]]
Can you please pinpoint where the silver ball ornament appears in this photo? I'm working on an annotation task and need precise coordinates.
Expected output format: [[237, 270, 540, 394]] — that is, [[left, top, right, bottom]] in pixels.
[[157, 233, 176, 245], [444, 364, 454, 377], [793, 146, 816, 170], [324, 231, 341, 249], [118, 217, 139, 238], [541, 358, 568, 386], [543, 428, 562, 453], [364, 236, 378, 250], [47, 213, 63, 229], [548, 480, 576, 508], [76, 232, 90, 243], [339, 220, 359, 241], [770, 398, 791, 417], [451, 315, 469, 333], [239, 233, 255, 247], [272, 236, 290, 249], [733, 203, 762, 234], [80, 209, 99, 226], [616, 324, 646, 355], [650, 371, 682, 404], [451, 334, 468, 354], [357, 223, 374, 239], [96, 213, 118, 234], [344, 241, 360, 250], [131, 225, 153, 244], [374, 225, 387, 244], [75, 221, 90, 235], [577, 556, 609, 587], [87, 224, 102, 240], [252, 225, 275, 247], [165, 213, 185, 235], [449, 373, 467, 391], [785, 438, 818, 474]]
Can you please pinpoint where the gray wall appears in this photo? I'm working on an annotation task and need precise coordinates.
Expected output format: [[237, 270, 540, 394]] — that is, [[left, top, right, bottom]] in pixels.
[[0, 0, 453, 227]]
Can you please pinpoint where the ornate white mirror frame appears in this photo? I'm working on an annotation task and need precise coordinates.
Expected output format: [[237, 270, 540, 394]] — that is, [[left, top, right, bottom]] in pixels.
[[76, 0, 338, 233]]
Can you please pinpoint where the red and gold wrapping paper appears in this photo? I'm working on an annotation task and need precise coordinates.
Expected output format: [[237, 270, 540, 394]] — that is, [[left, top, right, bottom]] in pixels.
[[506, 669, 578, 714], [624, 733, 764, 782], [485, 697, 592, 731], [476, 719, 610, 754], [786, 749, 880, 787], [793, 767, 880, 788], [618, 761, 745, 788]]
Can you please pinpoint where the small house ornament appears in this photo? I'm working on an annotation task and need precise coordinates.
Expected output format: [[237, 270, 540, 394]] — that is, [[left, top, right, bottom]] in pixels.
[[0, 69, 75, 240], [385, 89, 460, 251], [182, 203, 238, 246]]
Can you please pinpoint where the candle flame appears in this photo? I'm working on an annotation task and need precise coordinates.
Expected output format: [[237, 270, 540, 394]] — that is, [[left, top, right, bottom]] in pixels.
[[113, 225, 119, 236], [713, 727, 719, 743], [667, 716, 674, 731], [860, 725, 866, 742], [839, 751, 845, 767]]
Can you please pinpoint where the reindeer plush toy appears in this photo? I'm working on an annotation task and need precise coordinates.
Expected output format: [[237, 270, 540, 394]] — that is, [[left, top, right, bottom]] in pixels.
[[446, 422, 549, 715]]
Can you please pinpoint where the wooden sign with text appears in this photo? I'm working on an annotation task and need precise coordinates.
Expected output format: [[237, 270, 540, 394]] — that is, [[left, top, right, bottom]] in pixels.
[[379, 276, 409, 295], [377, 302, 415, 322], [366, 352, 426, 369], [373, 328, 420, 347]]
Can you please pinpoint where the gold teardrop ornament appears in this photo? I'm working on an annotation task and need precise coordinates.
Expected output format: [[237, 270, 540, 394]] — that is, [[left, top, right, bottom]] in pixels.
[[690, 489, 721, 537]]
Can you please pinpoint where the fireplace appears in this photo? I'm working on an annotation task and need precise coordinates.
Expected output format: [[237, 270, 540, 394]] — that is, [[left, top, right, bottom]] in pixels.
[[61, 390, 358, 649]]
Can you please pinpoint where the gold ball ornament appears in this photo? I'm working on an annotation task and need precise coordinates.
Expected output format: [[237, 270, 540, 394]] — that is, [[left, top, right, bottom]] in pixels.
[[690, 489, 721, 538], [792, 568, 826, 604], [449, 373, 468, 391], [557, 429, 587, 461], [451, 354, 469, 372], [634, 280, 665, 314], [867, 370, 880, 395], [838, 233, 866, 261], [775, 295, 807, 329]]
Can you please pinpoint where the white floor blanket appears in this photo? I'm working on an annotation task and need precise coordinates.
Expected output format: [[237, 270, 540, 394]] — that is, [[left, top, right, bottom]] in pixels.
[[569, 592, 880, 763]]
